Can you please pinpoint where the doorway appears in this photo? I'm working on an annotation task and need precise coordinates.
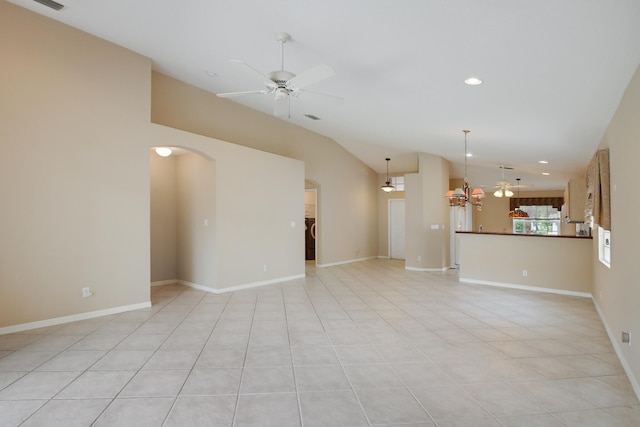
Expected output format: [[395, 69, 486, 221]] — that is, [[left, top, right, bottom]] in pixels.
[[389, 199, 405, 259], [304, 189, 317, 263], [150, 148, 216, 286]]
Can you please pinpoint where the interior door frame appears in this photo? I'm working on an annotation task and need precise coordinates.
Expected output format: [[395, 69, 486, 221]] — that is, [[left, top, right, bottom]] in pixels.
[[305, 188, 318, 265]]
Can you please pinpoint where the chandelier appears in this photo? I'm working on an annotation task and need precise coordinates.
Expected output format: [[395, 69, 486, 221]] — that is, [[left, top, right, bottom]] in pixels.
[[445, 130, 485, 210]]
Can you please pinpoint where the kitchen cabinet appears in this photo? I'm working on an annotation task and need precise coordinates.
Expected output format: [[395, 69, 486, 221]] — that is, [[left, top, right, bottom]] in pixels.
[[564, 178, 586, 223]]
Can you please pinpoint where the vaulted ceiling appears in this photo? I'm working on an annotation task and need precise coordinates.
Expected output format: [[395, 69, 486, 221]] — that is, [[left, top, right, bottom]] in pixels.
[[9, 0, 640, 190]]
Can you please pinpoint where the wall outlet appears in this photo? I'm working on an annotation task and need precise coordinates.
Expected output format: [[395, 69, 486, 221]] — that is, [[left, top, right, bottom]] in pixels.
[[82, 287, 92, 298], [263, 265, 267, 272], [417, 255, 422, 262], [622, 331, 631, 345], [522, 269, 528, 277]]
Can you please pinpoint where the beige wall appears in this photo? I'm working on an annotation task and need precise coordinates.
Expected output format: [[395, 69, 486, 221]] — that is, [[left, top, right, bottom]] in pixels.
[[148, 125, 305, 292], [151, 73, 379, 266], [0, 2, 152, 327], [404, 153, 450, 270], [150, 153, 178, 282], [593, 64, 640, 393], [458, 233, 592, 295], [0, 1, 305, 329], [175, 153, 217, 288]]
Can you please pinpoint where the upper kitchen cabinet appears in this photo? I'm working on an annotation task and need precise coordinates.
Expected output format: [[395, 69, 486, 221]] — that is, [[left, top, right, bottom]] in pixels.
[[564, 178, 586, 223]]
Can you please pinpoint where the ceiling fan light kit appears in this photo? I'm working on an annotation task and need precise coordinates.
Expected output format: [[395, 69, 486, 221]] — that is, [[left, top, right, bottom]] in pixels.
[[494, 188, 514, 198], [216, 32, 342, 118], [492, 165, 531, 198]]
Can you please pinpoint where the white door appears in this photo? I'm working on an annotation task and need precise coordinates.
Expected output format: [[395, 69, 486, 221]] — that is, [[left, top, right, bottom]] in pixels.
[[389, 199, 405, 259]]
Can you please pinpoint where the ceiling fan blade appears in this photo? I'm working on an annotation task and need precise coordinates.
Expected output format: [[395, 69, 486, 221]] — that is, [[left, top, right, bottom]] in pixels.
[[287, 63, 336, 89], [297, 89, 344, 105], [228, 59, 274, 87], [273, 94, 289, 117], [216, 90, 269, 98]]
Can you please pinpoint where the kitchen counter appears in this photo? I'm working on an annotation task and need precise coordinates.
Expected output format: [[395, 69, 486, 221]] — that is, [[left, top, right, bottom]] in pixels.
[[456, 231, 593, 296], [456, 231, 592, 239]]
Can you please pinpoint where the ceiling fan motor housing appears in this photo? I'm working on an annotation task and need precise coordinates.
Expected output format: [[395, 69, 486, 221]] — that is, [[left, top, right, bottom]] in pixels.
[[268, 70, 296, 87]]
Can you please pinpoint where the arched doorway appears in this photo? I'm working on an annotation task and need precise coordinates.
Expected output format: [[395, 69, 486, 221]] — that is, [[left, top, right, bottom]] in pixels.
[[150, 147, 216, 288]]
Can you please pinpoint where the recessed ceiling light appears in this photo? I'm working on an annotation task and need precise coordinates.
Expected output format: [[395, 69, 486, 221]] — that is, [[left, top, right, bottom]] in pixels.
[[542, 172, 550, 176], [538, 160, 549, 164], [466, 153, 473, 157], [464, 77, 483, 85]]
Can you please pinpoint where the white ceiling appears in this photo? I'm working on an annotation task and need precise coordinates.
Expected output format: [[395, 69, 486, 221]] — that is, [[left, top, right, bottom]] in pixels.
[[10, 0, 640, 190]]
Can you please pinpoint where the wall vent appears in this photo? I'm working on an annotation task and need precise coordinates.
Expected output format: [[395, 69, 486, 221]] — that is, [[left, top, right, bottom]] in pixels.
[[33, 0, 65, 11]]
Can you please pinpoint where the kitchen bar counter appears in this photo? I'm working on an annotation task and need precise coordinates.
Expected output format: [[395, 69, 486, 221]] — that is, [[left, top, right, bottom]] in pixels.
[[457, 231, 592, 239], [456, 231, 593, 296]]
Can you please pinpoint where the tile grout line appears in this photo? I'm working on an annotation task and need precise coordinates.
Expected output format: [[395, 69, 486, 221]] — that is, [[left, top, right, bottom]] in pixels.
[[161, 287, 233, 427]]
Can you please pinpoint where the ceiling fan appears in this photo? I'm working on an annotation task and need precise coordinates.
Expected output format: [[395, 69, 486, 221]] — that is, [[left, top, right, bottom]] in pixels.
[[492, 166, 532, 197], [216, 32, 342, 117]]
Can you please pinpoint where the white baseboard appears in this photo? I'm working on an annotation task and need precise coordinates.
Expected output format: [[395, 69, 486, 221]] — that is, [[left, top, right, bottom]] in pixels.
[[317, 256, 377, 268], [592, 298, 640, 401], [0, 301, 152, 336], [405, 266, 449, 272], [459, 277, 592, 298], [151, 279, 177, 287], [178, 273, 306, 294]]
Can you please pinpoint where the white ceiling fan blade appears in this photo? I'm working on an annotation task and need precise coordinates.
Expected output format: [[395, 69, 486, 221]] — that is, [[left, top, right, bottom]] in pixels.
[[273, 94, 289, 117], [287, 63, 336, 89], [297, 89, 344, 105], [216, 90, 269, 98], [228, 59, 275, 88]]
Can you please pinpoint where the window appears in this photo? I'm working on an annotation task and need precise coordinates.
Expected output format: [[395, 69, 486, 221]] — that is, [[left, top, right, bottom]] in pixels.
[[513, 218, 561, 235], [512, 205, 561, 236], [390, 176, 404, 191]]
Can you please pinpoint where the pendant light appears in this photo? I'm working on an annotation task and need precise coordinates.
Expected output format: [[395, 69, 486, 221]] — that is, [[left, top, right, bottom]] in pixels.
[[508, 178, 529, 218], [445, 130, 485, 210], [381, 158, 394, 192]]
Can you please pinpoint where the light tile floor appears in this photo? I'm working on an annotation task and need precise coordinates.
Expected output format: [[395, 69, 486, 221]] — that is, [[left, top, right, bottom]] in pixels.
[[0, 259, 639, 426]]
